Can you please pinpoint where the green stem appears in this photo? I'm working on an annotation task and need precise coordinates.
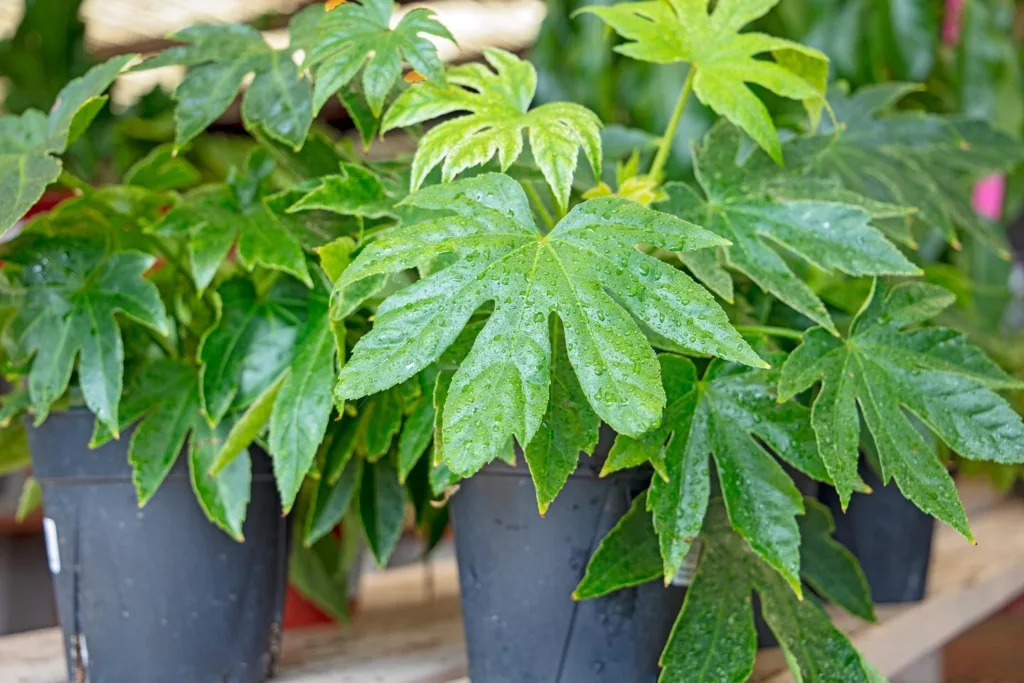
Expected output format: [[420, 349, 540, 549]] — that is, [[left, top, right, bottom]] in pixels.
[[57, 170, 91, 194], [524, 182, 556, 232], [734, 325, 805, 341], [649, 68, 696, 182]]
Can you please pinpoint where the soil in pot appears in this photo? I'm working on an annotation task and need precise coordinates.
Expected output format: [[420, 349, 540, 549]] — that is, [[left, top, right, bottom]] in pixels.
[[820, 460, 935, 603], [27, 410, 288, 683], [449, 429, 686, 683]]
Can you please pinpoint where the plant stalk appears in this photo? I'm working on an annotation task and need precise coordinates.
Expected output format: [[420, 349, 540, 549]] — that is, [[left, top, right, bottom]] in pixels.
[[524, 182, 556, 232], [734, 325, 806, 341], [649, 68, 696, 182]]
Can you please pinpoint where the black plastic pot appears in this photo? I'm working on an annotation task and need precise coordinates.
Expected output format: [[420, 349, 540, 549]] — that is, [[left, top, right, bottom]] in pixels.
[[820, 462, 935, 603], [449, 430, 685, 683], [27, 410, 288, 683]]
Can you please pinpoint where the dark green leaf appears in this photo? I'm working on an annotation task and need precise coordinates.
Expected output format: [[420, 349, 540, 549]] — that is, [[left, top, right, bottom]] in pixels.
[[779, 280, 1024, 536], [799, 497, 875, 622], [358, 458, 407, 566], [306, 455, 363, 546], [124, 143, 201, 191], [190, 419, 251, 541], [398, 396, 435, 483]]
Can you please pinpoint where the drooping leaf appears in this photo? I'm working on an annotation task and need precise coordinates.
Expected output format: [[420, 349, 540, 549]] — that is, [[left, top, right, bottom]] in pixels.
[[579, 0, 827, 163], [779, 280, 1024, 535], [799, 497, 875, 622], [0, 55, 135, 236], [573, 491, 662, 600], [398, 394, 436, 483], [209, 372, 286, 476], [92, 359, 251, 539], [137, 15, 315, 149], [269, 290, 338, 512], [306, 455, 363, 546], [661, 123, 919, 332], [660, 501, 873, 683], [16, 477, 43, 522], [523, 318, 599, 515], [382, 49, 602, 212], [155, 152, 312, 292], [304, 0, 454, 115], [3, 237, 168, 434], [198, 277, 306, 425], [0, 422, 29, 476], [788, 82, 1024, 252], [605, 353, 829, 593], [358, 458, 408, 566], [334, 174, 763, 479]]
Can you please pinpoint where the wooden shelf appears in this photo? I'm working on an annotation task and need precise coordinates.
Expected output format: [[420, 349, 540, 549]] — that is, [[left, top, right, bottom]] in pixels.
[[2, 494, 1023, 683]]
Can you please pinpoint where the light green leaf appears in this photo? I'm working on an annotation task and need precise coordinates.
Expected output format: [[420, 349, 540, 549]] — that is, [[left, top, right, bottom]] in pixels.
[[358, 458, 407, 566], [16, 477, 43, 522], [0, 422, 29, 476], [269, 293, 338, 512], [0, 56, 135, 235], [4, 238, 168, 434], [335, 174, 762, 479], [209, 372, 286, 476], [124, 144, 201, 191], [573, 491, 662, 600], [139, 22, 313, 149], [288, 163, 393, 219], [523, 319, 599, 514], [779, 280, 1024, 536], [382, 49, 602, 212], [661, 123, 919, 333], [579, 0, 827, 162], [609, 354, 821, 592], [304, 0, 454, 115]]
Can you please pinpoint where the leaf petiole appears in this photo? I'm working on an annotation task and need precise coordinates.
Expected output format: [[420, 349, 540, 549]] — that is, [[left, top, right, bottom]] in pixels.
[[523, 181, 556, 232], [734, 325, 805, 341], [649, 67, 695, 182]]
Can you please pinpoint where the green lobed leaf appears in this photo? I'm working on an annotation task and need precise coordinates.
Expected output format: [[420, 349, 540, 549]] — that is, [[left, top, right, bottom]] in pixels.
[[799, 497, 875, 622], [3, 237, 168, 434], [288, 163, 393, 219], [573, 491, 663, 600], [661, 123, 919, 333], [334, 174, 763, 479], [138, 21, 313, 149], [198, 277, 306, 425], [660, 501, 873, 683], [578, 0, 828, 163], [523, 319, 600, 514], [779, 280, 1024, 536], [304, 0, 454, 116], [124, 143, 201, 191], [269, 292, 338, 512], [607, 353, 827, 592], [788, 82, 1024, 252], [0, 55, 135, 236], [358, 458, 408, 566], [382, 49, 602, 212]]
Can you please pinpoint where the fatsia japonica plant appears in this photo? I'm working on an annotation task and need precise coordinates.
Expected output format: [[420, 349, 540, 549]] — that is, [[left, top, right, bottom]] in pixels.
[[1, 0, 1023, 678]]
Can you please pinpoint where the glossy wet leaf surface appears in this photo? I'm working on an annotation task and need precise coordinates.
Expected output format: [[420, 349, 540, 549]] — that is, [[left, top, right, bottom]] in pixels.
[[334, 173, 762, 477], [605, 353, 829, 592], [382, 49, 602, 212], [779, 280, 1024, 534], [3, 237, 168, 434], [579, 0, 827, 163], [661, 124, 919, 332]]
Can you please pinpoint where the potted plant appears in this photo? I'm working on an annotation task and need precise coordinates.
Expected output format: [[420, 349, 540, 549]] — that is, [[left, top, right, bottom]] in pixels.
[[2, 1, 1024, 682]]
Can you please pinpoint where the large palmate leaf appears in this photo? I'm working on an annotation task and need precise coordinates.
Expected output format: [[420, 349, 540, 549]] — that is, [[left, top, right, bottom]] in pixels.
[[779, 280, 1024, 534], [304, 0, 453, 115], [382, 49, 602, 212], [334, 173, 763, 478], [198, 277, 306, 425], [2, 237, 168, 434], [155, 152, 312, 291], [788, 82, 1024, 251], [0, 55, 134, 235], [579, 0, 827, 163], [91, 359, 251, 540], [603, 354, 834, 592], [661, 124, 918, 332], [660, 501, 874, 683], [575, 498, 877, 682], [138, 9, 318, 149]]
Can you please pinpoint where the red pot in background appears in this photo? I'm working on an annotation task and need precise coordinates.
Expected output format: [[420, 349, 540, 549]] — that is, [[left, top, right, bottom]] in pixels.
[[283, 587, 336, 628]]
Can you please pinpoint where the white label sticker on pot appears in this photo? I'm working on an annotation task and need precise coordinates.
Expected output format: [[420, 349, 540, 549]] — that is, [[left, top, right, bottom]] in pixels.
[[670, 539, 702, 587], [43, 517, 61, 575]]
